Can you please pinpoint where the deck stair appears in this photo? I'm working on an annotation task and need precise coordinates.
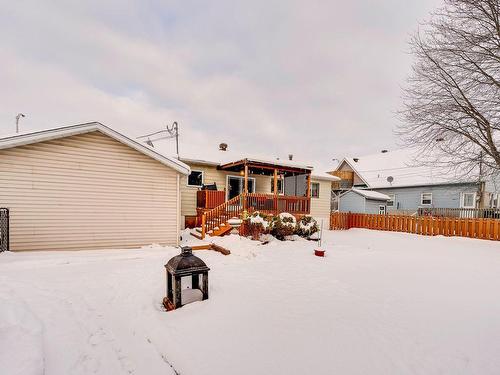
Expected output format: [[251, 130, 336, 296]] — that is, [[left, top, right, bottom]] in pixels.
[[192, 194, 243, 239]]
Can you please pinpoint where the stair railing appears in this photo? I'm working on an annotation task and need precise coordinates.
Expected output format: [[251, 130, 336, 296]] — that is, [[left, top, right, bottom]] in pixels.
[[201, 194, 243, 238]]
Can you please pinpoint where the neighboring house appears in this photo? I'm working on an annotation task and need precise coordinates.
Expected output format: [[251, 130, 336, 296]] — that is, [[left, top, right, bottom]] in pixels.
[[331, 149, 499, 213], [0, 123, 190, 251], [338, 189, 390, 214]]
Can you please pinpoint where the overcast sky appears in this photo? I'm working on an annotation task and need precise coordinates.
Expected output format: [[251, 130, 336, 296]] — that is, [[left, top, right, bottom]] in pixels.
[[0, 0, 441, 170]]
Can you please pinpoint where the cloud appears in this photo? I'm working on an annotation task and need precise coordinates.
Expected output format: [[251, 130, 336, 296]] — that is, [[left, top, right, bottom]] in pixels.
[[0, 0, 441, 170]]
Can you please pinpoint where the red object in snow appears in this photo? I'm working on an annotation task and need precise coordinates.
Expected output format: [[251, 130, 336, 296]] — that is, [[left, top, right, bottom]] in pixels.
[[314, 249, 325, 257]]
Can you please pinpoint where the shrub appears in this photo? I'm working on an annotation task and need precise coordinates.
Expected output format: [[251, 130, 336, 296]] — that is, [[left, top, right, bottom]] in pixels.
[[247, 211, 271, 240], [296, 215, 319, 237], [270, 212, 297, 240]]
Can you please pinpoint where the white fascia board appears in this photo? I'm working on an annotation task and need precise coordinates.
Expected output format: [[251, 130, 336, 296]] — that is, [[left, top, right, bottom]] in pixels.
[[0, 122, 191, 175]]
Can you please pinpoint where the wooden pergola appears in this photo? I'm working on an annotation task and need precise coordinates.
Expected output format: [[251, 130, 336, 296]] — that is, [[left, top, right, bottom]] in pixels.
[[218, 158, 313, 204]]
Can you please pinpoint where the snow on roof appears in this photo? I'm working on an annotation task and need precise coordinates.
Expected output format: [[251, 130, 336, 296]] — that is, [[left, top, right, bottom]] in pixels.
[[151, 138, 339, 180], [351, 188, 390, 201], [339, 149, 473, 188], [0, 122, 191, 175], [312, 171, 340, 181]]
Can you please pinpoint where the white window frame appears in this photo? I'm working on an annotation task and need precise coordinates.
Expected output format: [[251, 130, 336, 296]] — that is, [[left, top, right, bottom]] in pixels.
[[187, 170, 204, 187], [311, 182, 320, 198], [271, 177, 284, 195], [461, 192, 476, 208], [421, 192, 432, 206], [379, 205, 386, 215], [386, 194, 395, 207], [226, 175, 256, 200]]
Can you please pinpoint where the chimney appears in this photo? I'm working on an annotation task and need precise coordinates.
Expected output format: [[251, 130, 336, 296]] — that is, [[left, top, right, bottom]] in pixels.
[[219, 143, 228, 151], [288, 154, 293, 161], [381, 149, 388, 153]]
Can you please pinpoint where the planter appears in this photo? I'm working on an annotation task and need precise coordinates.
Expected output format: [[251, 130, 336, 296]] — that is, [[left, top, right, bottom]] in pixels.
[[314, 249, 325, 257]]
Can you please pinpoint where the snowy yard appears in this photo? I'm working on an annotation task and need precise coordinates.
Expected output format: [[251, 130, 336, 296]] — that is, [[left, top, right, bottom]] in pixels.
[[1, 229, 500, 375]]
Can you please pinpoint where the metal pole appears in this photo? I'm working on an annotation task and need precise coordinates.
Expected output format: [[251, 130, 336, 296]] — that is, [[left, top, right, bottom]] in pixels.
[[174, 122, 179, 158], [15, 113, 25, 133]]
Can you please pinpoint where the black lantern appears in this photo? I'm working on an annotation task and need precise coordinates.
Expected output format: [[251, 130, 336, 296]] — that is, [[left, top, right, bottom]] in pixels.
[[163, 246, 210, 311]]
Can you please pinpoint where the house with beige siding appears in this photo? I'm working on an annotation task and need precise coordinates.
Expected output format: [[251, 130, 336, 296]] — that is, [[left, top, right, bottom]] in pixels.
[[178, 158, 338, 233], [0, 122, 190, 251], [148, 142, 340, 238], [0, 122, 339, 249]]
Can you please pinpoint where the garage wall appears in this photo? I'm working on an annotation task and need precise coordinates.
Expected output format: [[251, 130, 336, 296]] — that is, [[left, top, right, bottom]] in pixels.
[[310, 179, 332, 221], [0, 131, 180, 251], [338, 191, 365, 213]]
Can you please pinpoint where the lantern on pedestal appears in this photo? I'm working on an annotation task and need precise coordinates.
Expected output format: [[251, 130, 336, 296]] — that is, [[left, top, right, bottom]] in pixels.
[[163, 246, 210, 311]]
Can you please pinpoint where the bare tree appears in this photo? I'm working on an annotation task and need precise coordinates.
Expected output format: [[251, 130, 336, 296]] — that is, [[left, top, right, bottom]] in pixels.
[[398, 0, 500, 180]]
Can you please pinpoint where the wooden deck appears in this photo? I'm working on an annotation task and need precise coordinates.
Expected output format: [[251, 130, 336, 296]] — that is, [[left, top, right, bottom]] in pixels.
[[197, 193, 311, 239]]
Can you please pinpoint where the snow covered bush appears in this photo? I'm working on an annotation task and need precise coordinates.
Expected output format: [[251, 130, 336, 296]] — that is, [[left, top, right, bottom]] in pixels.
[[296, 215, 319, 237], [270, 212, 297, 240], [247, 211, 271, 240]]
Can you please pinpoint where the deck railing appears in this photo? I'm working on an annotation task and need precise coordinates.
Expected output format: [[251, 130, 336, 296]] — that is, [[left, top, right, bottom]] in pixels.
[[246, 193, 310, 215], [330, 212, 500, 241], [331, 171, 354, 189], [196, 190, 226, 209]]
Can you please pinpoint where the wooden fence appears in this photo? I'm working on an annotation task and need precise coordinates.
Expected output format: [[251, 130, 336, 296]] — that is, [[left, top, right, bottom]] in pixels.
[[417, 207, 500, 219], [330, 212, 500, 241]]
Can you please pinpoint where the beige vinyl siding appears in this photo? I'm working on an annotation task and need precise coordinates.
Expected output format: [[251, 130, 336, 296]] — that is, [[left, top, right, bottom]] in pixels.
[[180, 163, 226, 217], [0, 131, 180, 251], [310, 179, 332, 220], [253, 174, 272, 194]]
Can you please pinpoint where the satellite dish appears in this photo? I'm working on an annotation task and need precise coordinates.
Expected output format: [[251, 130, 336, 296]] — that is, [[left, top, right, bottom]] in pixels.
[[387, 176, 394, 184]]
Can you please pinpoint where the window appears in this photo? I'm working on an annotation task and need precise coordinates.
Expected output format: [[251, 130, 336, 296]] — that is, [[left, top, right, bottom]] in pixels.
[[421, 192, 432, 205], [187, 170, 203, 187], [387, 194, 395, 207], [311, 182, 320, 198], [379, 205, 386, 215], [462, 192, 476, 208], [271, 178, 284, 194]]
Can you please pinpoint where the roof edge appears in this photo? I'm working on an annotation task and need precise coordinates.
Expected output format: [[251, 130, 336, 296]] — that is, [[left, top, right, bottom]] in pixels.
[[0, 122, 191, 175]]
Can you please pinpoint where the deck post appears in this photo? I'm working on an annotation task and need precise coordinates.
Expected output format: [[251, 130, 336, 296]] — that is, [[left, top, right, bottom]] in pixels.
[[306, 173, 311, 213], [201, 214, 206, 239], [273, 168, 278, 214], [243, 163, 249, 211]]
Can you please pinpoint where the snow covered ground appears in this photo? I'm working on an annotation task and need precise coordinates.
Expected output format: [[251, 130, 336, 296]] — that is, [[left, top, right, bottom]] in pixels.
[[1, 229, 500, 375]]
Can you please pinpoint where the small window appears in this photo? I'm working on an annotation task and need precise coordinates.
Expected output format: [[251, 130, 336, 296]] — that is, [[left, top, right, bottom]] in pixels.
[[311, 182, 320, 198], [387, 194, 395, 207], [187, 170, 203, 187], [379, 205, 386, 215], [271, 179, 284, 194], [421, 192, 432, 205], [462, 192, 476, 208]]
